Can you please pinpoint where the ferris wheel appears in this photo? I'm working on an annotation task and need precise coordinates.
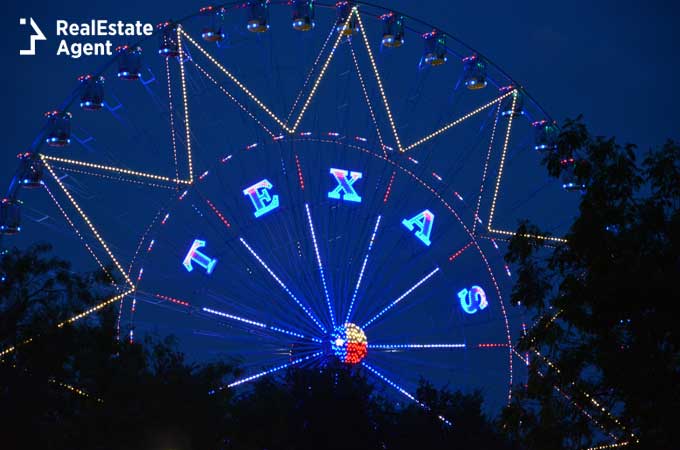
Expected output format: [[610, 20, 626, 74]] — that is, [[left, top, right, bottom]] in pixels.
[[1, 1, 581, 419]]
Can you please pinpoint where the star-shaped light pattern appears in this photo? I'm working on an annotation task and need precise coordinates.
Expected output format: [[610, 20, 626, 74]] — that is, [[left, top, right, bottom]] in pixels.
[[0, 4, 629, 446]]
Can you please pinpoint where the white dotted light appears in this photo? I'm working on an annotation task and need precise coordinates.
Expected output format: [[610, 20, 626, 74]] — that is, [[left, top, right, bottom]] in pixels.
[[41, 155, 191, 185], [403, 90, 515, 152], [305, 203, 335, 328], [355, 9, 402, 152], [345, 215, 381, 323], [180, 28, 291, 133], [363, 267, 440, 328], [41, 157, 134, 288], [239, 236, 326, 333], [176, 26, 195, 183], [347, 39, 386, 153]]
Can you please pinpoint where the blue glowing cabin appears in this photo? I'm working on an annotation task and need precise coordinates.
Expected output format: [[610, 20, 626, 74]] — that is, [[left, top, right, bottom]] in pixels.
[[335, 1, 357, 36], [16, 153, 43, 189], [422, 30, 447, 66], [462, 55, 487, 90], [116, 45, 143, 80], [560, 158, 585, 192], [78, 74, 105, 111], [380, 12, 404, 47], [157, 22, 180, 57], [200, 6, 225, 42], [44, 110, 72, 147], [247, 1, 269, 33], [0, 198, 21, 235], [532, 120, 558, 152], [292, 0, 314, 31], [499, 85, 524, 118]]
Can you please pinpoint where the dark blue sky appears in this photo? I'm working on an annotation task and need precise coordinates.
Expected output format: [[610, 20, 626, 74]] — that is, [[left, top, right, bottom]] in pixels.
[[3, 0, 679, 180]]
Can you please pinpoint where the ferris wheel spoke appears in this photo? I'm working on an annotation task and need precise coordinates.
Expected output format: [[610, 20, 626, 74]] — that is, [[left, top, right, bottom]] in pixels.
[[239, 236, 327, 334], [347, 39, 386, 155], [200, 306, 322, 344], [402, 89, 516, 153], [368, 343, 466, 351], [285, 21, 337, 124], [344, 214, 382, 324], [210, 350, 324, 393], [190, 59, 276, 138], [304, 203, 335, 329], [362, 266, 441, 330], [361, 362, 452, 427], [133, 291, 320, 345]]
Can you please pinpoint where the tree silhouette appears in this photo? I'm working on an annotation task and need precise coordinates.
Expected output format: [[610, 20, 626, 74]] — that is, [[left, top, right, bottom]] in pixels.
[[1, 244, 513, 449], [502, 117, 679, 449]]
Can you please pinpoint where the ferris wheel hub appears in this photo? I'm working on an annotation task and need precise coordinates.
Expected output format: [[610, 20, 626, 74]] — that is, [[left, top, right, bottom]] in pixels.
[[330, 323, 368, 365]]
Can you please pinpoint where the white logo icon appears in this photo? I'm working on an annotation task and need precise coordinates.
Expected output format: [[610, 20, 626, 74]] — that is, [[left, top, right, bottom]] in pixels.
[[19, 18, 46, 56]]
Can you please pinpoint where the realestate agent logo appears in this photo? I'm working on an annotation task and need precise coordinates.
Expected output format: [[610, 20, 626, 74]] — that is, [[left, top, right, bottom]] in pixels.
[[19, 18, 47, 55]]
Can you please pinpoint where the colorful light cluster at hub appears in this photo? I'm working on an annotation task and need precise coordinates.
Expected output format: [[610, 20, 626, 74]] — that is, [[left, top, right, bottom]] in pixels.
[[331, 323, 368, 364]]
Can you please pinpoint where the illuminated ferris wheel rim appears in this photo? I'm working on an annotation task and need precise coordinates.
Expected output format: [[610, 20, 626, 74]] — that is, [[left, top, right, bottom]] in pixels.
[[125, 133, 515, 395], [26, 0, 555, 153]]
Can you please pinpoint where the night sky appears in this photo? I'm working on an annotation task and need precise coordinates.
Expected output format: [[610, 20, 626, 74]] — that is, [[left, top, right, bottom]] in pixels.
[[1, 0, 678, 413]]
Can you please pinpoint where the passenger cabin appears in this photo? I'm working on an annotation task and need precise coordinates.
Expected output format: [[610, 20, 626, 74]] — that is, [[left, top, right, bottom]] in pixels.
[[44, 111, 72, 147], [462, 55, 487, 90], [116, 45, 143, 80], [17, 153, 43, 189], [560, 158, 585, 192], [0, 198, 21, 235], [200, 6, 225, 42], [381, 12, 404, 47], [499, 86, 524, 118], [335, 1, 357, 36], [292, 0, 314, 31], [422, 30, 447, 66], [157, 22, 180, 57], [78, 74, 105, 111], [532, 120, 558, 152], [247, 1, 270, 33]]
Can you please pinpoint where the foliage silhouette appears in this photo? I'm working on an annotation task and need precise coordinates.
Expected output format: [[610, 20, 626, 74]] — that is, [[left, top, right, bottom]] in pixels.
[[502, 117, 679, 449], [1, 244, 513, 450]]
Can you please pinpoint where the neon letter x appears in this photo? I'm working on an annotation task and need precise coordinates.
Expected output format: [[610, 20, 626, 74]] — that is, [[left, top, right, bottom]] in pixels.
[[328, 168, 362, 203]]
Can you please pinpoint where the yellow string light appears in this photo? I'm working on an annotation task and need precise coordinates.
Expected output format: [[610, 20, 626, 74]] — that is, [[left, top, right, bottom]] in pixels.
[[180, 29, 292, 133], [486, 227, 568, 243], [403, 91, 514, 152], [192, 59, 276, 138], [347, 38, 385, 154], [41, 155, 191, 185], [41, 156, 134, 287], [165, 56, 181, 184], [289, 11, 350, 132], [43, 181, 116, 283], [49, 378, 104, 403], [286, 25, 336, 123], [57, 289, 133, 327], [52, 165, 178, 190], [487, 91, 517, 233], [177, 26, 195, 183], [355, 9, 402, 152], [472, 102, 502, 234]]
